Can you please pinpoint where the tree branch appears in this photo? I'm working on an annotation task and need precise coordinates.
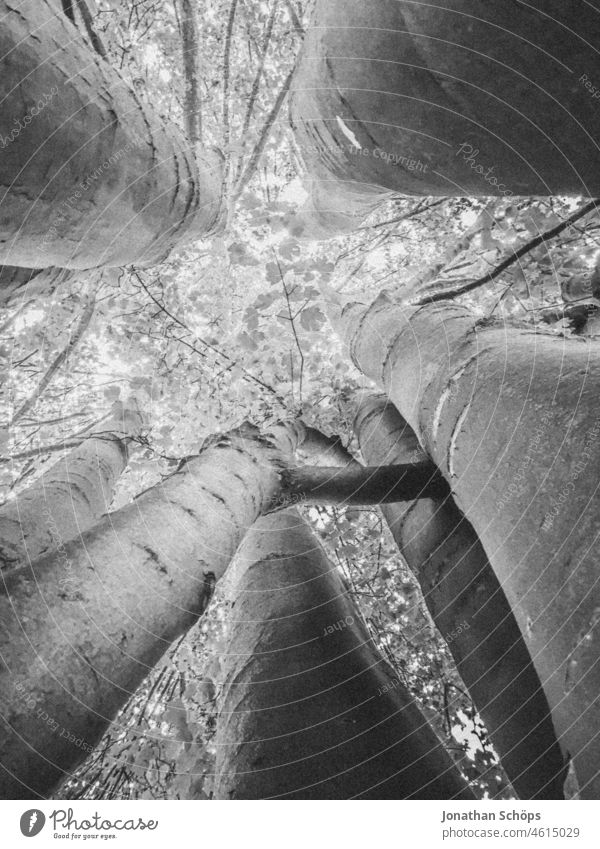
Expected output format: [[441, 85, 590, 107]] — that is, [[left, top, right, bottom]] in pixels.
[[74, 0, 108, 59], [298, 426, 355, 467], [412, 199, 600, 305], [273, 462, 450, 509], [233, 66, 295, 200], [353, 199, 446, 235], [222, 0, 240, 158], [411, 200, 495, 295], [6, 298, 96, 430], [0, 406, 141, 464], [275, 251, 304, 407], [0, 439, 86, 464], [238, 3, 277, 143], [284, 0, 304, 35]]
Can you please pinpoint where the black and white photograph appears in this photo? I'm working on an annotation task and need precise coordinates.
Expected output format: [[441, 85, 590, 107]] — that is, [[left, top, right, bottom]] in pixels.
[[0, 1, 599, 844]]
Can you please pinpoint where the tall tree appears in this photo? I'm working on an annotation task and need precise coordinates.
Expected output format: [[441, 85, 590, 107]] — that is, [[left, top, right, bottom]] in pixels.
[[290, 0, 600, 233], [0, 266, 71, 308], [0, 423, 296, 797], [0, 1, 223, 270], [0, 400, 142, 570], [215, 508, 473, 799], [355, 393, 566, 799], [0, 419, 438, 797], [333, 292, 600, 798]]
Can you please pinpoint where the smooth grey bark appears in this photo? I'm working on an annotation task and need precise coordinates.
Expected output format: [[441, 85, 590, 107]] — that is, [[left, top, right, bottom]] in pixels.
[[0, 266, 71, 307], [355, 393, 566, 800], [0, 421, 418, 798], [0, 401, 143, 570], [279, 460, 450, 506], [290, 0, 600, 234], [0, 0, 223, 270], [336, 294, 600, 798], [215, 508, 474, 799], [0, 424, 301, 798]]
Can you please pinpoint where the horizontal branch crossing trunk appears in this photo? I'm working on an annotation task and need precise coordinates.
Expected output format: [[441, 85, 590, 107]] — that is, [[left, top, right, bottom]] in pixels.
[[338, 295, 600, 798], [0, 424, 301, 798], [355, 394, 566, 799], [280, 460, 449, 505]]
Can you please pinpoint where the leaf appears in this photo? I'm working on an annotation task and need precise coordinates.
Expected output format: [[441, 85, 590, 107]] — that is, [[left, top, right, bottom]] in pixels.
[[300, 305, 325, 331], [478, 228, 503, 252], [265, 261, 283, 284], [278, 238, 302, 261], [103, 385, 121, 401], [228, 242, 259, 267], [237, 331, 258, 352], [253, 291, 279, 311]]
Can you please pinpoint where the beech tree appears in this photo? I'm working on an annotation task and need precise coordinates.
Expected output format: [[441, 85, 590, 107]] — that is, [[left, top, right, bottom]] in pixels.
[[0, 416, 447, 797], [0, 1, 224, 270], [290, 0, 600, 235], [0, 267, 72, 308], [215, 509, 473, 800], [333, 293, 600, 798], [0, 0, 302, 275], [354, 393, 565, 800], [0, 399, 142, 569], [0, 422, 299, 797]]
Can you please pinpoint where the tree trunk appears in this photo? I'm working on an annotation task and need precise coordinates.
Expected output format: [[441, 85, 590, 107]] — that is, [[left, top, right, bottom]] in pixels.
[[215, 508, 474, 799], [0, 401, 142, 570], [338, 294, 600, 798], [2, 421, 408, 798], [0, 424, 297, 798], [355, 393, 566, 799], [0, 0, 223, 270], [290, 0, 600, 232], [179, 0, 202, 144]]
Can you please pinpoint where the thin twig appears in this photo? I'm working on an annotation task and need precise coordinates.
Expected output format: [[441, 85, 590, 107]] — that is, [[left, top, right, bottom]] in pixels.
[[6, 298, 96, 430], [353, 199, 445, 234], [239, 3, 278, 142], [134, 272, 284, 403], [274, 251, 304, 407], [17, 411, 90, 428], [233, 66, 295, 200], [412, 199, 600, 305]]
